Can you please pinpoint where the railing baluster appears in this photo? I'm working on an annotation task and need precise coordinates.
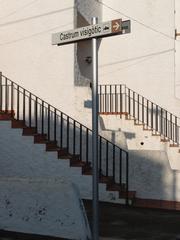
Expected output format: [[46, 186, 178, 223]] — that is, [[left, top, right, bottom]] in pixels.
[[160, 108, 163, 135], [170, 114, 172, 141], [11, 82, 14, 118], [120, 85, 122, 113], [177, 124, 179, 145], [106, 141, 109, 177], [17, 86, 20, 120], [67, 116, 69, 152], [137, 94, 139, 123], [113, 145, 115, 183], [47, 104, 50, 141], [146, 100, 149, 127], [142, 97, 144, 123], [29, 93, 32, 127], [99, 85, 102, 113], [105, 85, 107, 113], [35, 97, 38, 130], [86, 128, 89, 163], [128, 89, 131, 115], [175, 116, 178, 144], [110, 85, 112, 113], [73, 120, 76, 155], [54, 108, 57, 142], [23, 89, 25, 123], [99, 136, 102, 174], [133, 91, 135, 118], [151, 102, 153, 130], [5, 78, 8, 112], [41, 101, 44, 134], [60, 112, 63, 148], [79, 125, 82, 161], [119, 149, 122, 185], [156, 105, 158, 132], [102, 86, 105, 113], [126, 152, 129, 206], [0, 72, 2, 111], [165, 111, 168, 138], [115, 85, 117, 113], [125, 86, 127, 113]]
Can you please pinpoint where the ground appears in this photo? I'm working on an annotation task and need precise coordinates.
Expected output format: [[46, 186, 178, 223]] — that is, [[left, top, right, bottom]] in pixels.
[[0, 200, 180, 240], [83, 200, 180, 240]]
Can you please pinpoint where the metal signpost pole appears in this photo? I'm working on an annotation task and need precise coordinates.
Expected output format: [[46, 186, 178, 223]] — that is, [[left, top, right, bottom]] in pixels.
[[52, 17, 130, 240], [92, 16, 99, 240]]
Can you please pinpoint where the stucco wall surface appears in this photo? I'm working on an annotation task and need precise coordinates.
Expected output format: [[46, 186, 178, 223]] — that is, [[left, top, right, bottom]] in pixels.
[[175, 0, 180, 99], [0, 121, 128, 204], [99, 0, 180, 119], [1, 0, 180, 127], [0, 0, 81, 122], [100, 115, 180, 201], [0, 177, 91, 240]]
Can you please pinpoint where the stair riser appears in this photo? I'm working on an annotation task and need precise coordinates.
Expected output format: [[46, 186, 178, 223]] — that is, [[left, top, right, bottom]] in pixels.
[[23, 128, 37, 136]]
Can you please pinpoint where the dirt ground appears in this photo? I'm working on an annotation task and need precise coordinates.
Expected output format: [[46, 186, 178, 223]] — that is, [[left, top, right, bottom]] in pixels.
[[83, 200, 180, 240]]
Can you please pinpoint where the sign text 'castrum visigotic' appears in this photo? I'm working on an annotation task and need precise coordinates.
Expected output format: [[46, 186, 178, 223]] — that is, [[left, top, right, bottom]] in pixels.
[[52, 19, 130, 46]]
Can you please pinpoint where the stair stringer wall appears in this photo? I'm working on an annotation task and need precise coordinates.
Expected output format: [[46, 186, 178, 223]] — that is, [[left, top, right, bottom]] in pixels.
[[100, 115, 180, 202], [0, 121, 128, 205]]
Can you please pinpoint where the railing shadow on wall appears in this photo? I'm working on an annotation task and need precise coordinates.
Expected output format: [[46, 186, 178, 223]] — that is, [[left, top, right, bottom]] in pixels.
[[0, 73, 129, 204]]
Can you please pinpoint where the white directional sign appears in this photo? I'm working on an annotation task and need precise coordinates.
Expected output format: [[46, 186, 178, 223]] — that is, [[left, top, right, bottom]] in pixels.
[[52, 19, 130, 46]]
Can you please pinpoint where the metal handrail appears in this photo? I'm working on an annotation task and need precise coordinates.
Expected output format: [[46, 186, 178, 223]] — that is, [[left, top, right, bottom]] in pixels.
[[0, 73, 129, 204], [99, 84, 180, 146]]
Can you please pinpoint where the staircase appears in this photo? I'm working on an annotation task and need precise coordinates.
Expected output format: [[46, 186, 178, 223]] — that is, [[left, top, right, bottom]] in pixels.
[[99, 84, 180, 163], [0, 72, 135, 205]]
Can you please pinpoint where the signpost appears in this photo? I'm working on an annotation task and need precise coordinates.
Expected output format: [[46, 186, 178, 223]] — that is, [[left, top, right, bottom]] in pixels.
[[52, 17, 131, 240], [52, 19, 130, 45]]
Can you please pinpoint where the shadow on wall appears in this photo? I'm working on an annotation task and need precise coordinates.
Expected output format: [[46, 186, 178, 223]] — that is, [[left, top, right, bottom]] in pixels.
[[128, 149, 179, 202], [74, 5, 102, 86], [98, 116, 179, 203], [0, 113, 179, 203]]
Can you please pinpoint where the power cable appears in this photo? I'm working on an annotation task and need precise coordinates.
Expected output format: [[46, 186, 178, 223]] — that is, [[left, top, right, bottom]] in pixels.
[[100, 49, 175, 68], [0, 0, 39, 21], [0, 7, 73, 28], [0, 2, 98, 46], [0, 22, 72, 46], [99, 48, 174, 76], [96, 0, 180, 42]]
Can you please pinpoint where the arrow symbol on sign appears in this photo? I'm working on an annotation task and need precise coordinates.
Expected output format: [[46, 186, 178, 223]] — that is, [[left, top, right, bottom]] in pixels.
[[113, 21, 120, 31]]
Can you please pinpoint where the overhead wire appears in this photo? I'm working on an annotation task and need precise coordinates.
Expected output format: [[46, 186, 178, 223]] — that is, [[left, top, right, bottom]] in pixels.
[[0, 7, 73, 28], [0, 22, 72, 46], [99, 48, 174, 77], [96, 0, 180, 42], [0, 0, 39, 21], [0, 2, 98, 46], [100, 49, 175, 68]]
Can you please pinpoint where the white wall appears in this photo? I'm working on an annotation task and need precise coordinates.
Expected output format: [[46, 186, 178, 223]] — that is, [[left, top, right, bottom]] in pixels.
[[99, 0, 180, 118], [1, 0, 179, 126], [175, 0, 180, 99], [0, 0, 78, 119], [0, 121, 128, 204]]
